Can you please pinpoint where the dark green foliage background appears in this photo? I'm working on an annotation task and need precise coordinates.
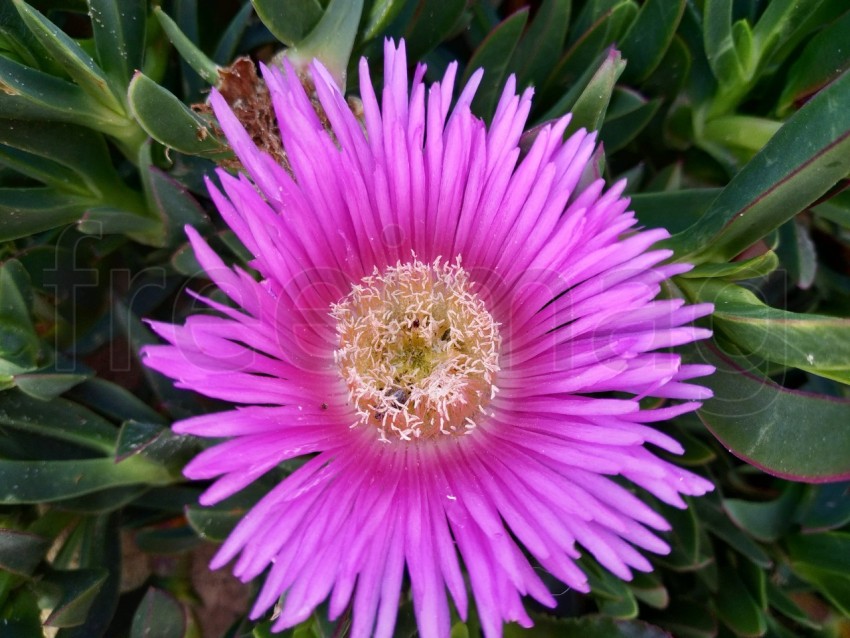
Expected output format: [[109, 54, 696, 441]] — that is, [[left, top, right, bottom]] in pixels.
[[0, 1, 848, 636]]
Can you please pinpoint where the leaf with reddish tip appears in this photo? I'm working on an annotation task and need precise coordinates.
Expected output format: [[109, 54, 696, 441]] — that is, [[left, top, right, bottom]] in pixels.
[[668, 68, 850, 263], [692, 343, 850, 482]]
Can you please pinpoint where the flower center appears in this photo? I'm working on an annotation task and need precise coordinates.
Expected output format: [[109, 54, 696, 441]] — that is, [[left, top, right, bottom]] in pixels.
[[332, 258, 501, 442]]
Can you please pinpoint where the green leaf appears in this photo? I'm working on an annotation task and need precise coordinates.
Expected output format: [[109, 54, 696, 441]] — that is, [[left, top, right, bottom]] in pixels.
[[127, 71, 227, 156], [543, 1, 636, 101], [668, 68, 850, 263], [512, 0, 571, 90], [787, 532, 850, 576], [680, 251, 779, 281], [41, 568, 108, 627], [0, 259, 40, 376], [213, 1, 255, 65], [77, 207, 162, 242], [56, 513, 122, 637], [67, 377, 166, 425], [695, 496, 773, 568], [703, 0, 745, 86], [714, 567, 767, 637], [627, 572, 668, 610], [285, 0, 365, 90], [0, 390, 117, 454], [0, 588, 43, 634], [787, 532, 850, 615], [686, 279, 850, 383], [693, 343, 850, 482], [0, 144, 88, 196], [776, 219, 817, 290], [630, 188, 720, 236], [0, 119, 146, 211], [363, 0, 407, 41], [143, 164, 211, 248], [400, 0, 467, 62], [0, 455, 173, 504], [543, 48, 625, 138], [618, 0, 685, 82], [599, 88, 661, 152], [723, 483, 805, 542], [751, 0, 826, 68], [766, 581, 821, 629], [89, 0, 146, 87], [797, 482, 850, 532], [777, 8, 850, 115], [504, 614, 671, 637], [250, 0, 322, 47], [464, 9, 528, 121], [0, 528, 50, 576], [11, 0, 124, 114], [651, 599, 716, 638], [153, 6, 219, 85], [131, 588, 188, 638], [0, 187, 93, 241], [14, 373, 88, 401], [0, 55, 123, 131]]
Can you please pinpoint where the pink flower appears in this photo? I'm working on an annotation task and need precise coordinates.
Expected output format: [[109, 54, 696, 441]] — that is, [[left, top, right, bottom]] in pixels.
[[144, 40, 714, 638]]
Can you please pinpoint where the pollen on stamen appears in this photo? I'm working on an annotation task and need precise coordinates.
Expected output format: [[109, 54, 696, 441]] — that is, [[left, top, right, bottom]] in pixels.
[[331, 257, 501, 442]]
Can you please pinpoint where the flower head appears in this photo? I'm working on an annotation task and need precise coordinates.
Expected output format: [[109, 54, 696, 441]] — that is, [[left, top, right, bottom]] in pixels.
[[144, 40, 714, 638]]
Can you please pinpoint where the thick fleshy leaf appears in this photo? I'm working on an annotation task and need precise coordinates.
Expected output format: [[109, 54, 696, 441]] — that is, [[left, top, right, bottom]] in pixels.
[[362, 0, 407, 41], [797, 482, 850, 532], [40, 568, 108, 627], [0, 187, 93, 241], [0, 455, 173, 504], [0, 54, 121, 129], [715, 567, 767, 637], [143, 161, 211, 247], [464, 9, 528, 120], [546, 48, 625, 135], [618, 0, 685, 82], [544, 1, 636, 101], [14, 372, 88, 401], [0, 390, 116, 454], [250, 0, 322, 47], [687, 279, 850, 383], [599, 87, 661, 152], [695, 496, 772, 568], [131, 588, 189, 638], [668, 68, 850, 262], [703, 0, 748, 86], [776, 8, 850, 114], [0, 260, 41, 376], [503, 614, 671, 637], [693, 343, 850, 482], [630, 189, 720, 235], [89, 0, 146, 88], [511, 0, 571, 90], [67, 378, 166, 425], [723, 484, 805, 542], [11, 0, 124, 113], [153, 6, 219, 85], [0, 529, 50, 576], [127, 71, 227, 156], [212, 1, 255, 65], [680, 251, 778, 281], [0, 119, 140, 199], [399, 0, 467, 61], [776, 219, 817, 290], [284, 0, 364, 89], [787, 532, 850, 615]]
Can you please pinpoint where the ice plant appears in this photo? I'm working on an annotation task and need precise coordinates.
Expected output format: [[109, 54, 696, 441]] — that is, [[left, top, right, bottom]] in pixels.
[[143, 40, 715, 638]]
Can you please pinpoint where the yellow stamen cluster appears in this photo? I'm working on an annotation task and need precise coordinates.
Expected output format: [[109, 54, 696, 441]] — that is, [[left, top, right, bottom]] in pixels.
[[332, 258, 501, 442]]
